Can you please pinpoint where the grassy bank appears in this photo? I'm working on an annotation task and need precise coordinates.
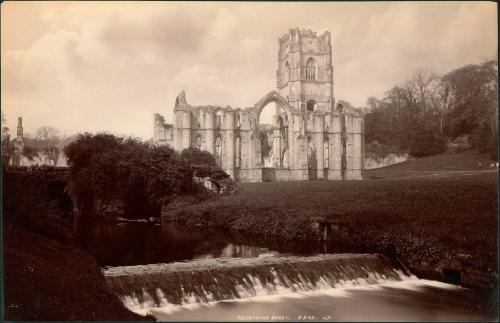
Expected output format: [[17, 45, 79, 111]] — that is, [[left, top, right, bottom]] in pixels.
[[364, 150, 495, 179], [3, 222, 149, 321], [164, 171, 498, 289]]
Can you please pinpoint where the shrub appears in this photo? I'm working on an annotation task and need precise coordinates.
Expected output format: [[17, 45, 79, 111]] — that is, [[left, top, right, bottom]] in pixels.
[[410, 130, 446, 157], [180, 147, 216, 166]]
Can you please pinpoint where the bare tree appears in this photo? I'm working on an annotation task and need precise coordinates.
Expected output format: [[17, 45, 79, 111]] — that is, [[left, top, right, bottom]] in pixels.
[[36, 126, 61, 144], [433, 79, 451, 138], [407, 68, 438, 115]]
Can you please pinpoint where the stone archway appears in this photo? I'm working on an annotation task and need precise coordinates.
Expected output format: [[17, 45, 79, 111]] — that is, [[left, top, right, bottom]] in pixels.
[[252, 91, 295, 171], [253, 91, 294, 126]]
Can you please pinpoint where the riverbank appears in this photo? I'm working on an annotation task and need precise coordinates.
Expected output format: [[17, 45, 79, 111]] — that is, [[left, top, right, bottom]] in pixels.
[[162, 171, 498, 290], [3, 223, 150, 321]]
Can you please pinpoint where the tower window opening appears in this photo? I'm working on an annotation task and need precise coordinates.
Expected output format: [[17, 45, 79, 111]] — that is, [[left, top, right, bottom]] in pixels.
[[306, 57, 316, 80], [307, 100, 316, 112]]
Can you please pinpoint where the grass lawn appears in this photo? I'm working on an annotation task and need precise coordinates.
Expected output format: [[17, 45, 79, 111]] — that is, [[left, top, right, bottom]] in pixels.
[[364, 150, 496, 179], [167, 162, 498, 287]]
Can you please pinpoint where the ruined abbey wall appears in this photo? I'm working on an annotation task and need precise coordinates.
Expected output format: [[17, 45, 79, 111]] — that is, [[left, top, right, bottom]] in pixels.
[[153, 28, 364, 182]]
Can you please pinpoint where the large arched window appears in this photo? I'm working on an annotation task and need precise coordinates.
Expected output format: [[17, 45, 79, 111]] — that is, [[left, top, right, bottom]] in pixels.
[[306, 57, 316, 80], [235, 137, 241, 168], [285, 61, 290, 81], [215, 137, 222, 167]]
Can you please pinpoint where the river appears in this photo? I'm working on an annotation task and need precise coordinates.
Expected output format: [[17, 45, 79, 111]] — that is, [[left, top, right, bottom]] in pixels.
[[86, 223, 497, 322]]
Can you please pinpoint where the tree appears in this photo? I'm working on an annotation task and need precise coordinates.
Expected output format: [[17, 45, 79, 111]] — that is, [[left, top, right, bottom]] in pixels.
[[442, 60, 498, 153], [64, 133, 197, 229], [180, 147, 216, 166], [22, 146, 38, 161], [36, 126, 60, 144]]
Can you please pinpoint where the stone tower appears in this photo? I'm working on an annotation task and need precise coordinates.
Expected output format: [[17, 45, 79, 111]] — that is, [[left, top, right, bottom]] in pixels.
[[12, 117, 24, 166], [276, 28, 334, 114]]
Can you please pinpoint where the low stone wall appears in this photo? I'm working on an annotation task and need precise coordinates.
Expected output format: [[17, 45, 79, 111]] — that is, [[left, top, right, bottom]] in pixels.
[[365, 153, 409, 169]]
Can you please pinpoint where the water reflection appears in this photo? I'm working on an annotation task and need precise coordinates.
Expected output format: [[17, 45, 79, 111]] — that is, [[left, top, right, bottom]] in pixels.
[[83, 223, 277, 266]]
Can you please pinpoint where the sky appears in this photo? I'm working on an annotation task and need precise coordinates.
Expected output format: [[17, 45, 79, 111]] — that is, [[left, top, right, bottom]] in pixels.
[[1, 1, 497, 140]]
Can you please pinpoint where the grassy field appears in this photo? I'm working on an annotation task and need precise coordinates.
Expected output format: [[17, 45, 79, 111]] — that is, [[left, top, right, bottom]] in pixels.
[[364, 150, 496, 179], [166, 153, 498, 287]]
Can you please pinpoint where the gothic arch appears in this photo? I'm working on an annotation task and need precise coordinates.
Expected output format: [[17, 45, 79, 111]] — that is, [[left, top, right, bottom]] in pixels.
[[253, 91, 294, 130]]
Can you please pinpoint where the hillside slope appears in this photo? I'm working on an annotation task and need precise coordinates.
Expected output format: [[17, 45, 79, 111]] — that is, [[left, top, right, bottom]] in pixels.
[[364, 150, 496, 179], [3, 224, 149, 321]]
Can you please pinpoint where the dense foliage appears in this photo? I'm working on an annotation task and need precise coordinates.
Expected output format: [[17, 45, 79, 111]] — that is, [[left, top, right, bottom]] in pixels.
[[2, 168, 73, 244], [364, 60, 498, 159], [180, 147, 216, 166], [64, 133, 196, 222]]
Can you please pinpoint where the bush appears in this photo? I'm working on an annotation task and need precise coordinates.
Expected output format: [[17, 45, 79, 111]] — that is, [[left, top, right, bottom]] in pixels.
[[180, 147, 216, 166], [410, 130, 446, 157], [469, 125, 492, 152]]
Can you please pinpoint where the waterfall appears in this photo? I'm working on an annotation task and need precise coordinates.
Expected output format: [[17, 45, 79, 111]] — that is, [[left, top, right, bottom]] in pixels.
[[104, 254, 411, 310]]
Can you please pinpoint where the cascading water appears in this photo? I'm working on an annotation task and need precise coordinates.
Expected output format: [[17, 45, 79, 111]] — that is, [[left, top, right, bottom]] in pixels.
[[103, 253, 412, 311]]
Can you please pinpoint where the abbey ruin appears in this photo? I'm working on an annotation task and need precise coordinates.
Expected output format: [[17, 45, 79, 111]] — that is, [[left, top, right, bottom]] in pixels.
[[153, 28, 364, 182]]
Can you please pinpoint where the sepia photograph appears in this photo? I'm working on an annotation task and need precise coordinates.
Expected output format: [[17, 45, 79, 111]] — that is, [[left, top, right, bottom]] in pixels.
[[1, 1, 498, 321]]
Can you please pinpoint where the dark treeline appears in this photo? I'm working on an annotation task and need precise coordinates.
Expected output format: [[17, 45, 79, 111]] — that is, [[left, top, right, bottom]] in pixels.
[[364, 60, 498, 159], [63, 133, 228, 239]]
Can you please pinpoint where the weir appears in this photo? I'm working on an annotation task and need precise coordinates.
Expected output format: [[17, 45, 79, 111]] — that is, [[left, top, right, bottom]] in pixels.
[[103, 254, 411, 310]]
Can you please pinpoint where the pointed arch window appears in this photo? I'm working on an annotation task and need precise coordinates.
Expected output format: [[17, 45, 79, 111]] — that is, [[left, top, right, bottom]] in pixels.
[[216, 110, 223, 129], [324, 141, 329, 168], [285, 61, 290, 81], [306, 58, 316, 80], [236, 113, 241, 129], [235, 137, 241, 168], [215, 137, 222, 167], [196, 135, 202, 150]]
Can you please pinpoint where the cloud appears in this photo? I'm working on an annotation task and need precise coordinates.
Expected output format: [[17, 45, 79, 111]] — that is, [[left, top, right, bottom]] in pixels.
[[1, 2, 497, 140], [98, 11, 210, 61]]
